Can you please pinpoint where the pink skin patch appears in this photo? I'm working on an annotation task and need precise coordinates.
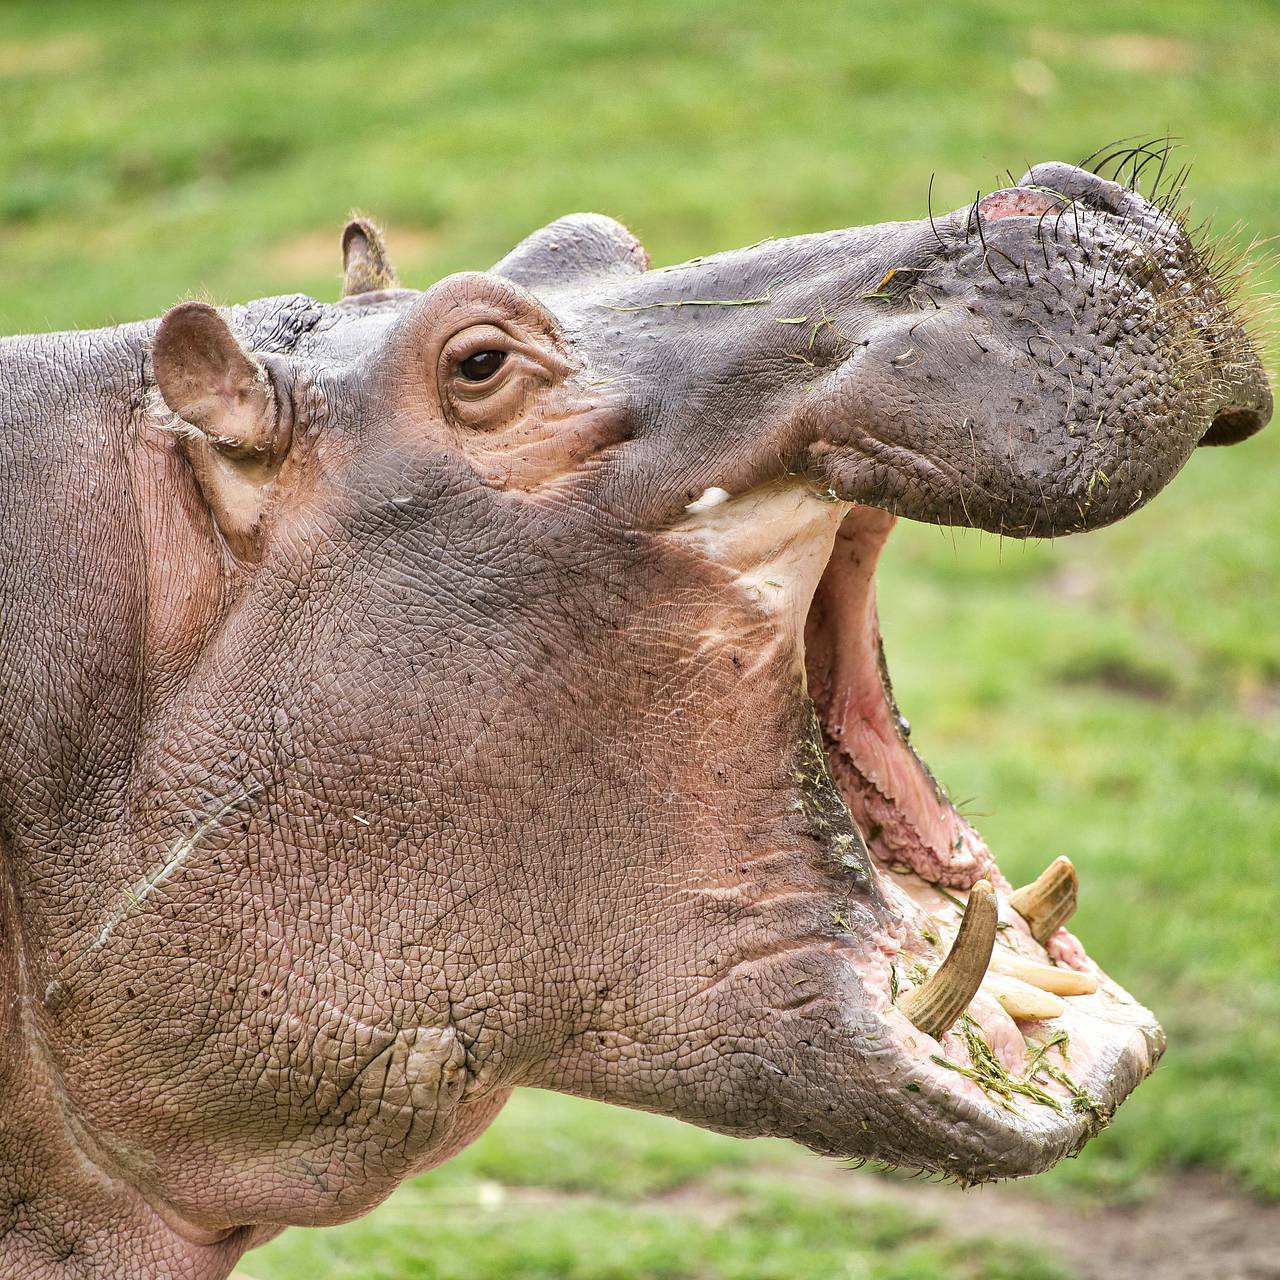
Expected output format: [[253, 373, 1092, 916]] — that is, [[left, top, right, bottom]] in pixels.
[[806, 508, 1001, 890], [977, 188, 1063, 222]]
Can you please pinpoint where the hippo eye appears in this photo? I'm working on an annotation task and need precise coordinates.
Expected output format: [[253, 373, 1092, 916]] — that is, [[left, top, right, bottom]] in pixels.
[[457, 350, 507, 382]]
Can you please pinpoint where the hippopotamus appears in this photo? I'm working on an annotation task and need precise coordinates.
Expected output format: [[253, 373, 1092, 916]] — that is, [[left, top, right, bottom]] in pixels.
[[0, 157, 1270, 1278]]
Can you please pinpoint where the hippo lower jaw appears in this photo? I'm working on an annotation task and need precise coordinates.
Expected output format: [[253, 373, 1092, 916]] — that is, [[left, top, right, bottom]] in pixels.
[[803, 502, 1164, 1177]]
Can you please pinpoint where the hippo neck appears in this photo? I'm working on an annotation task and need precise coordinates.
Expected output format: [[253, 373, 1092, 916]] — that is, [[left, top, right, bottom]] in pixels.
[[0, 831, 268, 1277], [0, 302, 332, 1278]]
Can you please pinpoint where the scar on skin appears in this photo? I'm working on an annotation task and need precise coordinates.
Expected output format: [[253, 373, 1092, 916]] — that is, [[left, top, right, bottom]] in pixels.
[[87, 785, 262, 952]]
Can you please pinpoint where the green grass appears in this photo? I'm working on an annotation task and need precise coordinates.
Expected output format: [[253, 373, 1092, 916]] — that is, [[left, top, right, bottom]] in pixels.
[[3, 1, 1278, 1275], [247, 1093, 1072, 1280]]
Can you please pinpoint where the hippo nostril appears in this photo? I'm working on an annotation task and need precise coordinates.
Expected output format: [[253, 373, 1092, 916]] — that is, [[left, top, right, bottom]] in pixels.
[[1200, 350, 1274, 446], [1201, 405, 1271, 447]]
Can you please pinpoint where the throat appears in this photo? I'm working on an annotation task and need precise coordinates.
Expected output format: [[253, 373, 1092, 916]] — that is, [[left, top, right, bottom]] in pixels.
[[0, 861, 254, 1279], [0, 1054, 258, 1279], [804, 506, 998, 890]]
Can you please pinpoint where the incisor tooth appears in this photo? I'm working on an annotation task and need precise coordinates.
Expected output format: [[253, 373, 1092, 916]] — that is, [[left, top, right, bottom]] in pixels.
[[899, 879, 997, 1040], [990, 951, 1098, 996], [983, 972, 1067, 1021], [1009, 855, 1078, 943]]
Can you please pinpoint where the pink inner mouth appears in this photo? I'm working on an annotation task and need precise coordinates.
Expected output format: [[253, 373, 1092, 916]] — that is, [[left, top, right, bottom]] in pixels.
[[805, 506, 1001, 892], [799, 504, 1163, 1116], [675, 484, 1164, 1133], [805, 506, 1087, 967]]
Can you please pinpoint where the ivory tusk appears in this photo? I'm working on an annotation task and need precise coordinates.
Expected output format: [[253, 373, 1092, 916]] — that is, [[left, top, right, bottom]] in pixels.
[[899, 879, 997, 1039], [1009, 855, 1078, 943]]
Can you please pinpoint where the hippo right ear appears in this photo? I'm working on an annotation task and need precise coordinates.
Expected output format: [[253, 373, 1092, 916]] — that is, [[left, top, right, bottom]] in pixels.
[[152, 301, 290, 563], [490, 213, 649, 287]]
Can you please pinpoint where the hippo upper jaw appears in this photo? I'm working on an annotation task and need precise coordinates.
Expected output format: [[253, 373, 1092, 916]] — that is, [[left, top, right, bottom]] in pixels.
[[801, 166, 1272, 536]]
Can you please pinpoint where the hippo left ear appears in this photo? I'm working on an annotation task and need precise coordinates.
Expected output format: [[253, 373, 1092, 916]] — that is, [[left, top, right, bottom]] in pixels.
[[152, 301, 291, 563], [491, 213, 649, 287]]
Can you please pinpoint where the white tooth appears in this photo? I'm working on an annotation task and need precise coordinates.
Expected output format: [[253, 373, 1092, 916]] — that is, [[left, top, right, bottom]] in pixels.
[[684, 486, 730, 512], [982, 972, 1067, 1021], [990, 951, 1098, 996]]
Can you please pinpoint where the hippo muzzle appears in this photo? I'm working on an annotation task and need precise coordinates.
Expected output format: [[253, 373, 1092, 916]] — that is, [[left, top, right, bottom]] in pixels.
[[803, 162, 1271, 535]]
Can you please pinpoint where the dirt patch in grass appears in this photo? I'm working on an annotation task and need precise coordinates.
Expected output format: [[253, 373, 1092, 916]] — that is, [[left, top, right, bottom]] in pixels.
[[0, 34, 97, 78], [1029, 31, 1196, 73], [1047, 563, 1100, 604], [1057, 653, 1177, 702], [1238, 674, 1280, 723], [762, 1166, 1280, 1280], [483, 1165, 1280, 1279]]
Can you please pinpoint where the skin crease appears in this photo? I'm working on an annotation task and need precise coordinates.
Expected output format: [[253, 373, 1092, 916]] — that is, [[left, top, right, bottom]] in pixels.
[[0, 161, 1271, 1278]]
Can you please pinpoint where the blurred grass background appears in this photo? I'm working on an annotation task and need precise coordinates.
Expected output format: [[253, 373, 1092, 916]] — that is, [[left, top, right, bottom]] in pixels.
[[2, 2, 1277, 1276]]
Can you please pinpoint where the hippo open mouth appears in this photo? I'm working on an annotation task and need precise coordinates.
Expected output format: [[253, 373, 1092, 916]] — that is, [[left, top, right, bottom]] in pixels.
[[668, 479, 1166, 1180], [805, 500, 1156, 1171], [648, 159, 1270, 1178]]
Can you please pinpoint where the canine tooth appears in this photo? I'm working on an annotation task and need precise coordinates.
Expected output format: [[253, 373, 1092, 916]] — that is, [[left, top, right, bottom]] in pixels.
[[983, 972, 1066, 1021], [899, 879, 997, 1040], [1009, 855, 1078, 942], [989, 951, 1098, 996]]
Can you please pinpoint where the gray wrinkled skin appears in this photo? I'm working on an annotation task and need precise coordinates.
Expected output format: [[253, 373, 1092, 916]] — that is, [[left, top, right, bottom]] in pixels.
[[0, 162, 1270, 1278]]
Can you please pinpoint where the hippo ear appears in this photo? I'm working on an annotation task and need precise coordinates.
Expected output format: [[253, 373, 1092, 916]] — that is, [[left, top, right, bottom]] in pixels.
[[152, 301, 290, 563], [341, 216, 399, 296], [491, 213, 649, 287]]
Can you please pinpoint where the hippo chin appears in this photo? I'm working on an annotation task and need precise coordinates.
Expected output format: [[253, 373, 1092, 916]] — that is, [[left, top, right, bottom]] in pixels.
[[0, 158, 1270, 1277]]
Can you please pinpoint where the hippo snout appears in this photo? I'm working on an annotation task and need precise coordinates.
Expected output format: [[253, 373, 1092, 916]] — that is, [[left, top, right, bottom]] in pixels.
[[1016, 161, 1274, 449]]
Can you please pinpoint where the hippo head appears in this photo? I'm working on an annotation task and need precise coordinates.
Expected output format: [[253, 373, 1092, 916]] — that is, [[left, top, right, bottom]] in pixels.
[[133, 158, 1268, 1223]]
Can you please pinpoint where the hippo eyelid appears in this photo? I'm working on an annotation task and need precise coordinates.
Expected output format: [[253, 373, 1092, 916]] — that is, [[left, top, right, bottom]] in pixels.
[[439, 324, 521, 398]]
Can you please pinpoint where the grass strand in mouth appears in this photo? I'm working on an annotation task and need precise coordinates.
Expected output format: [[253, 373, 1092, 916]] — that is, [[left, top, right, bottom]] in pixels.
[[1023, 1029, 1071, 1078], [928, 1017, 1069, 1114], [1039, 1063, 1112, 1128]]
